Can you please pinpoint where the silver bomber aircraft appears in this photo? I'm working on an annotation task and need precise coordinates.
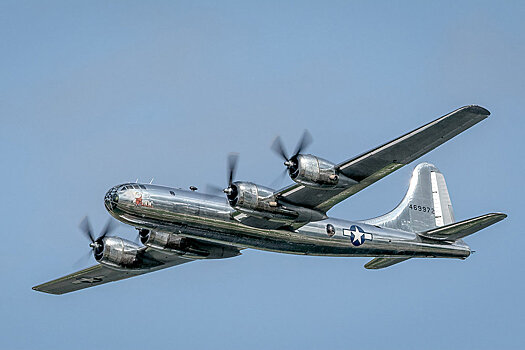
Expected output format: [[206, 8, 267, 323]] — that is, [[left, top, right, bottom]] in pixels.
[[33, 105, 507, 295]]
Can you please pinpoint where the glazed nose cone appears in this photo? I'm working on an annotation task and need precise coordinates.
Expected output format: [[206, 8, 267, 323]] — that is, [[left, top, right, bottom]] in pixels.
[[104, 186, 119, 212]]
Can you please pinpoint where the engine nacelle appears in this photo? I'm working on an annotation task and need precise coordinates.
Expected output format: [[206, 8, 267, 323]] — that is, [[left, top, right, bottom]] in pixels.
[[139, 230, 240, 259], [226, 182, 326, 223], [289, 154, 357, 188], [227, 182, 274, 209], [96, 237, 150, 271]]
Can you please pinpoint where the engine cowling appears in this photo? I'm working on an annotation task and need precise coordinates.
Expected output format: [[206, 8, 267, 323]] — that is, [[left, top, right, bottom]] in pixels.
[[225, 182, 326, 223], [95, 237, 149, 271], [139, 229, 240, 259], [288, 154, 357, 188], [226, 182, 274, 209]]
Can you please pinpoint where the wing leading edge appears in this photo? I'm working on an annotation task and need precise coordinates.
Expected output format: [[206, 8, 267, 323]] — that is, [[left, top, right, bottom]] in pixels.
[[277, 105, 490, 212]]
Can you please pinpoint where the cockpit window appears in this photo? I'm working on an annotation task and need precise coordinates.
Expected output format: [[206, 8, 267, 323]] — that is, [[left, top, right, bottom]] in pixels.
[[139, 185, 146, 189]]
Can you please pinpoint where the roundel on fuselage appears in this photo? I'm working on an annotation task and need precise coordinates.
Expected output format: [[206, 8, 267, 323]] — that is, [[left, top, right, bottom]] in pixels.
[[348, 225, 365, 246]]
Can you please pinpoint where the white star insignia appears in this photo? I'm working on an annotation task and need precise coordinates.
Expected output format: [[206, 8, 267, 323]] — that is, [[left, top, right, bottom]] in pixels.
[[352, 229, 364, 244], [72, 276, 104, 284]]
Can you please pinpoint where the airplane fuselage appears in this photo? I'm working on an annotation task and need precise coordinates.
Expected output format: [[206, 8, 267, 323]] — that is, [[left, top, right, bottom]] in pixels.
[[104, 183, 470, 260]]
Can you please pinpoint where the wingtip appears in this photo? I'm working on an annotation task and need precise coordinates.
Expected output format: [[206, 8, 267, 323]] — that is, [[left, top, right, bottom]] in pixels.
[[465, 105, 490, 116], [32, 285, 61, 295], [493, 212, 508, 219]]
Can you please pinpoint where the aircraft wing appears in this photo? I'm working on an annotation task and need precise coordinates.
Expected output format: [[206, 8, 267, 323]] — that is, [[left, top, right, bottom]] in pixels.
[[277, 105, 490, 213], [33, 251, 194, 295]]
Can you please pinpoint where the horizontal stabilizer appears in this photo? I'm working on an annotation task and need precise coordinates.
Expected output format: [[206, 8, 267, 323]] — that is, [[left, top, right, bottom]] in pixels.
[[364, 257, 410, 269], [418, 213, 507, 241]]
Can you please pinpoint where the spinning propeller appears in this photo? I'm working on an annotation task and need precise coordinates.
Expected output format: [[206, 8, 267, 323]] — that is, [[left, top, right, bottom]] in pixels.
[[223, 153, 238, 196], [205, 153, 239, 200], [78, 217, 116, 261], [271, 129, 313, 180]]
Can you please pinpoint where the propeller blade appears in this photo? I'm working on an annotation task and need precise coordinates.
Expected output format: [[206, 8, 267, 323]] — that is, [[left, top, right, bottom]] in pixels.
[[79, 216, 95, 243], [73, 249, 94, 268], [269, 167, 289, 189], [292, 130, 313, 158], [97, 218, 116, 241], [227, 153, 239, 186], [271, 136, 289, 161]]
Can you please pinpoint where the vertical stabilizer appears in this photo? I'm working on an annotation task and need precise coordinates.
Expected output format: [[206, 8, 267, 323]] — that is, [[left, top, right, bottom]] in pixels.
[[362, 163, 455, 232]]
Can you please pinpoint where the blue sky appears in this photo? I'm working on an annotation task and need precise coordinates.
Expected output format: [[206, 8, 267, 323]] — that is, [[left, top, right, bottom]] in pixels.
[[1, 1, 524, 349]]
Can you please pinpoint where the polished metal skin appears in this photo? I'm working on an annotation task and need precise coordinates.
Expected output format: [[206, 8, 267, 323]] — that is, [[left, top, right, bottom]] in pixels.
[[226, 181, 327, 225], [95, 236, 160, 271], [364, 163, 454, 232], [289, 154, 358, 189], [33, 105, 507, 295], [104, 171, 469, 262], [141, 229, 240, 259]]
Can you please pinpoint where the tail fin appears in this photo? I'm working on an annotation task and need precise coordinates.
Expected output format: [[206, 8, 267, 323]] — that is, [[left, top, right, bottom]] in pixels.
[[363, 163, 455, 232]]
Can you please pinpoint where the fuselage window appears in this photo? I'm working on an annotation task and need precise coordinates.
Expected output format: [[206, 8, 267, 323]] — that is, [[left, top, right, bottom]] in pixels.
[[169, 191, 176, 196], [326, 224, 336, 237]]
